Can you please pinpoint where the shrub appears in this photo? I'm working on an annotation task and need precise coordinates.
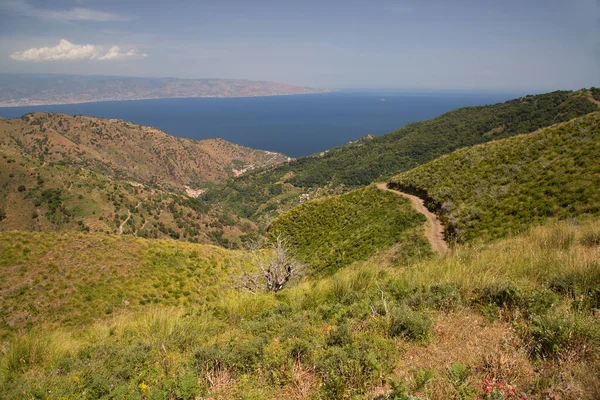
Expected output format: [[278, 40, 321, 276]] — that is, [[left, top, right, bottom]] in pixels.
[[326, 323, 353, 347], [526, 312, 600, 360], [548, 268, 600, 312], [321, 372, 346, 399], [475, 283, 522, 311], [408, 283, 463, 311], [389, 306, 433, 341], [176, 371, 201, 400], [412, 368, 435, 392], [446, 362, 477, 399], [288, 338, 312, 363], [580, 230, 600, 247]]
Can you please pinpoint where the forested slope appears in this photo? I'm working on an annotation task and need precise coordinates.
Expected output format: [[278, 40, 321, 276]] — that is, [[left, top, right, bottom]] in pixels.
[[389, 112, 600, 242], [209, 89, 598, 220]]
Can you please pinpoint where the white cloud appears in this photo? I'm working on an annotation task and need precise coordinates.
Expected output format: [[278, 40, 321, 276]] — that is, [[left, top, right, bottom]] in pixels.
[[98, 46, 147, 60], [48, 7, 131, 22], [10, 39, 147, 62], [2, 0, 131, 22]]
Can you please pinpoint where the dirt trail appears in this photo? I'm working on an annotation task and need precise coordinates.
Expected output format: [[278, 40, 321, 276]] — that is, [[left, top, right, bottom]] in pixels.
[[376, 183, 448, 254], [118, 201, 142, 235], [587, 91, 600, 107]]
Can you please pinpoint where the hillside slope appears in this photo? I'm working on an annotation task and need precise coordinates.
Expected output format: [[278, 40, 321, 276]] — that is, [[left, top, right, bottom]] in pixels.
[[1, 219, 599, 399], [0, 231, 248, 339], [389, 112, 600, 242], [0, 143, 256, 247], [0, 112, 288, 189], [209, 89, 598, 221], [269, 185, 431, 275]]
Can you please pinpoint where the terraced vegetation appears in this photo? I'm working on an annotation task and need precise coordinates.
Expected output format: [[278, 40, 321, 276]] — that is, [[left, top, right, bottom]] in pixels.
[[269, 185, 431, 275], [209, 90, 598, 221], [389, 112, 600, 243], [1, 219, 599, 399]]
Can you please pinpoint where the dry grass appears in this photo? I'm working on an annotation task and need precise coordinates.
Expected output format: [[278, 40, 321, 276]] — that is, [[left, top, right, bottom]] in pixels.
[[390, 311, 534, 398]]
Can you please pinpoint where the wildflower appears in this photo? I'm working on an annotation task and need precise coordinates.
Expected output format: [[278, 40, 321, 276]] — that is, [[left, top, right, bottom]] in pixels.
[[138, 382, 150, 395]]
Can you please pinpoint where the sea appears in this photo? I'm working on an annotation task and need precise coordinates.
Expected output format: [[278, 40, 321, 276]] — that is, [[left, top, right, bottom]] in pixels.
[[0, 91, 520, 158]]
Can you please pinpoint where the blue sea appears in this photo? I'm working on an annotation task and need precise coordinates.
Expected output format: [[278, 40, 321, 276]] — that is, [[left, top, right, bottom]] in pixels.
[[0, 91, 519, 157]]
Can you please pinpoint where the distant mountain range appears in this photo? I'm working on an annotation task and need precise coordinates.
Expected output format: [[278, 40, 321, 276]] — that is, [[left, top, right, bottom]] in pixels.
[[0, 73, 332, 106]]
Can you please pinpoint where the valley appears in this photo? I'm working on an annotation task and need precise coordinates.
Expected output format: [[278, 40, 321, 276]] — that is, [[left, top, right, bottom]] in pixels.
[[1, 88, 599, 399]]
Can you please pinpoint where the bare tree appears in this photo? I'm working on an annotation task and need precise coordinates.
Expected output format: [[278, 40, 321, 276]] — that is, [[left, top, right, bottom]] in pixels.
[[235, 235, 305, 294]]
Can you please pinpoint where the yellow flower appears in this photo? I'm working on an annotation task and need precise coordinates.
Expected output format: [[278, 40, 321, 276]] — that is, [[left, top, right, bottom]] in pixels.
[[138, 382, 150, 394]]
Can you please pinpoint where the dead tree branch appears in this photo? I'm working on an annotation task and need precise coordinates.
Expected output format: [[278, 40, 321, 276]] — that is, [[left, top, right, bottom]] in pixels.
[[234, 234, 305, 293]]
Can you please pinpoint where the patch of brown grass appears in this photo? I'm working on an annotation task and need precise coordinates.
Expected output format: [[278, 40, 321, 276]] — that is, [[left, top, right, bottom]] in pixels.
[[392, 311, 534, 398]]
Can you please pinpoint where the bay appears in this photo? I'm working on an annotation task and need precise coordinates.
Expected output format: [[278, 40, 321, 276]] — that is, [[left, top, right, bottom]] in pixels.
[[0, 91, 518, 157]]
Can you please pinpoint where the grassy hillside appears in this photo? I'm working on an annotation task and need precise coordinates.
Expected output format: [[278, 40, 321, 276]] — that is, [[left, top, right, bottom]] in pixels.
[[269, 185, 431, 275], [0, 147, 256, 247], [0, 231, 249, 340], [2, 89, 600, 400], [1, 219, 599, 399], [0, 112, 288, 190], [209, 89, 598, 221], [389, 112, 600, 243]]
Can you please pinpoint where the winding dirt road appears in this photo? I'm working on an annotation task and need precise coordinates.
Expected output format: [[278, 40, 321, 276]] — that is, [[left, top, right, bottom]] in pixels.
[[118, 201, 142, 235], [376, 183, 448, 254]]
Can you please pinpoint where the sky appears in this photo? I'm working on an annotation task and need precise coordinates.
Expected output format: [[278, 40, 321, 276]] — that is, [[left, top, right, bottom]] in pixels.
[[0, 0, 599, 92]]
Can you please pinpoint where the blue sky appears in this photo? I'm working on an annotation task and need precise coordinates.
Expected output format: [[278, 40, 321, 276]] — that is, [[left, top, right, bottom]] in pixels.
[[0, 0, 598, 91]]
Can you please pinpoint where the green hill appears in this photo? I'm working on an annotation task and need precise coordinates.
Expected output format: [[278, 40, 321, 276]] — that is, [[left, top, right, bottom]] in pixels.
[[389, 112, 600, 243], [269, 185, 431, 275], [209, 89, 598, 221], [0, 231, 247, 340], [2, 218, 599, 399]]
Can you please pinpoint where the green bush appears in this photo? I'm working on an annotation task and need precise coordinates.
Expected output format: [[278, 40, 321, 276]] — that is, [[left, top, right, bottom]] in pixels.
[[446, 362, 477, 399], [176, 371, 201, 400], [407, 283, 463, 311], [526, 312, 600, 360], [326, 323, 353, 347], [389, 306, 433, 341], [475, 284, 558, 320]]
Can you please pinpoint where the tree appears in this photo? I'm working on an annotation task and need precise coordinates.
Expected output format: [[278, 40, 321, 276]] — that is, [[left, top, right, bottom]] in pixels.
[[235, 235, 305, 294]]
